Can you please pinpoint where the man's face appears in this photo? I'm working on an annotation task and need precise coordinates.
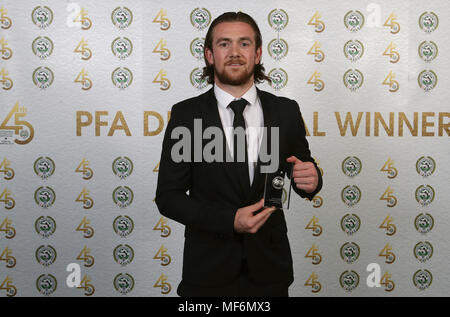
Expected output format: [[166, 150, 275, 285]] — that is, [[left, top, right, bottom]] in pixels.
[[205, 21, 262, 87]]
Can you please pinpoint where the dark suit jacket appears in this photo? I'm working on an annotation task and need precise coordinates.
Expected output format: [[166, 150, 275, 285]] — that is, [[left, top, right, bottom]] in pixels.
[[155, 87, 322, 291]]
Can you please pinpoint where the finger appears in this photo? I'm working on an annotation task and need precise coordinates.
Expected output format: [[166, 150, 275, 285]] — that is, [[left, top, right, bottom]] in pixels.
[[296, 183, 315, 192], [294, 176, 315, 185], [244, 199, 264, 214], [250, 207, 275, 232], [251, 206, 275, 225], [293, 169, 316, 178], [286, 156, 302, 164], [293, 162, 314, 171], [252, 212, 272, 233]]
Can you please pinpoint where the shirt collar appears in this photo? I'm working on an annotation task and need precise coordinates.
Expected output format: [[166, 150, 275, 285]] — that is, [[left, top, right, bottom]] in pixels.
[[214, 83, 257, 110]]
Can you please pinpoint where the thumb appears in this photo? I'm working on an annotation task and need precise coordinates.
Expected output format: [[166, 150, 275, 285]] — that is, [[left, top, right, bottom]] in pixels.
[[249, 198, 264, 212], [287, 156, 302, 164]]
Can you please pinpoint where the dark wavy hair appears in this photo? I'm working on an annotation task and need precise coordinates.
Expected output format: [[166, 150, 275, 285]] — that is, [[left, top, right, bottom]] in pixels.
[[202, 12, 271, 85]]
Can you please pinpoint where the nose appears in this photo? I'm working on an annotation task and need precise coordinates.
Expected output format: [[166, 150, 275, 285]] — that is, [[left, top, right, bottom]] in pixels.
[[229, 42, 241, 58]]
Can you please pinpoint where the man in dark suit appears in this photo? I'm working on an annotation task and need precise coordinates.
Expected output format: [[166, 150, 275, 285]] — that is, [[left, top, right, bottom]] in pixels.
[[155, 12, 322, 297]]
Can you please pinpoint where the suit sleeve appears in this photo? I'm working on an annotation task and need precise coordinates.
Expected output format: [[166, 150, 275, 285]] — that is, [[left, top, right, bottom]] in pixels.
[[289, 100, 323, 201], [155, 103, 236, 238]]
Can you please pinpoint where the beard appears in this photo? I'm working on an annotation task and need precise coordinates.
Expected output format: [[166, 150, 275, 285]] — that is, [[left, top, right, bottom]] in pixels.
[[214, 59, 255, 86]]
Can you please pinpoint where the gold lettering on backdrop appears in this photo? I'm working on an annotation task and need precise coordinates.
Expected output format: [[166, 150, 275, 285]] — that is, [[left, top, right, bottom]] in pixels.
[[144, 111, 164, 136], [76, 111, 92, 136], [95, 111, 108, 136], [374, 112, 394, 136], [335, 112, 364, 136], [333, 112, 448, 137], [313, 112, 325, 136], [422, 112, 434, 136], [109, 111, 131, 136], [75, 111, 449, 137], [439, 112, 450, 136], [398, 112, 418, 136], [365, 112, 371, 136]]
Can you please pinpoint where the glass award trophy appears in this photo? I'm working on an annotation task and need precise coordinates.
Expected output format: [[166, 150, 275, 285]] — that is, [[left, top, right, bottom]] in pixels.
[[263, 162, 294, 210]]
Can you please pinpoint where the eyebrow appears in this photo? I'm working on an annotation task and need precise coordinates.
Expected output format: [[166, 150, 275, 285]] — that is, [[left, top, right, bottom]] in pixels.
[[215, 36, 254, 44]]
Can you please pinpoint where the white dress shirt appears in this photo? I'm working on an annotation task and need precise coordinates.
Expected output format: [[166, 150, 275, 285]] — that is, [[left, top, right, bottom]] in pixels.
[[214, 84, 264, 185]]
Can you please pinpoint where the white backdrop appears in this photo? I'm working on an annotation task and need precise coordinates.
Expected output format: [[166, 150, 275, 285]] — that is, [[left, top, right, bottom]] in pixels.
[[0, 0, 449, 296]]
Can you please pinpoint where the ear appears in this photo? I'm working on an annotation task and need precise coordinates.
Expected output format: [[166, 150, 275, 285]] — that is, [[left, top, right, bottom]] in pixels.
[[205, 47, 214, 66], [255, 46, 262, 65]]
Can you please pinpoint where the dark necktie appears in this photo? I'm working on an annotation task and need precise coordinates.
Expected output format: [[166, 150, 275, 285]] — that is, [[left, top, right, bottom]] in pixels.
[[228, 99, 250, 192]]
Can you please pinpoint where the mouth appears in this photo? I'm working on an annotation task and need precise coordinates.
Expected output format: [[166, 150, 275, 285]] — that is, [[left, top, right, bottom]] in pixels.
[[226, 60, 245, 67]]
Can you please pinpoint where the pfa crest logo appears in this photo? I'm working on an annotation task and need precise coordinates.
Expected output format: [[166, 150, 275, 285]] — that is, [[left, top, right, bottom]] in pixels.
[[340, 270, 359, 292], [190, 38, 205, 60], [418, 41, 438, 62], [112, 7, 133, 29], [114, 273, 134, 295], [340, 242, 360, 264], [112, 67, 133, 89], [341, 185, 361, 207], [34, 186, 56, 208], [419, 12, 438, 33], [190, 68, 207, 90], [268, 38, 288, 61], [113, 156, 133, 179], [416, 156, 435, 177], [190, 8, 211, 31], [35, 216, 56, 238], [113, 186, 134, 208], [34, 156, 55, 179], [342, 156, 362, 177], [112, 37, 133, 60], [344, 10, 364, 32], [341, 214, 360, 235], [418, 70, 437, 92], [32, 36, 53, 59], [113, 215, 134, 237], [33, 67, 54, 89], [32, 6, 53, 29], [114, 244, 135, 266], [35, 245, 57, 267], [268, 68, 288, 90], [344, 40, 364, 62], [415, 213, 434, 234], [414, 241, 433, 263], [413, 269, 432, 290], [343, 69, 363, 91], [415, 185, 434, 206], [36, 274, 57, 296], [268, 9, 289, 31]]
